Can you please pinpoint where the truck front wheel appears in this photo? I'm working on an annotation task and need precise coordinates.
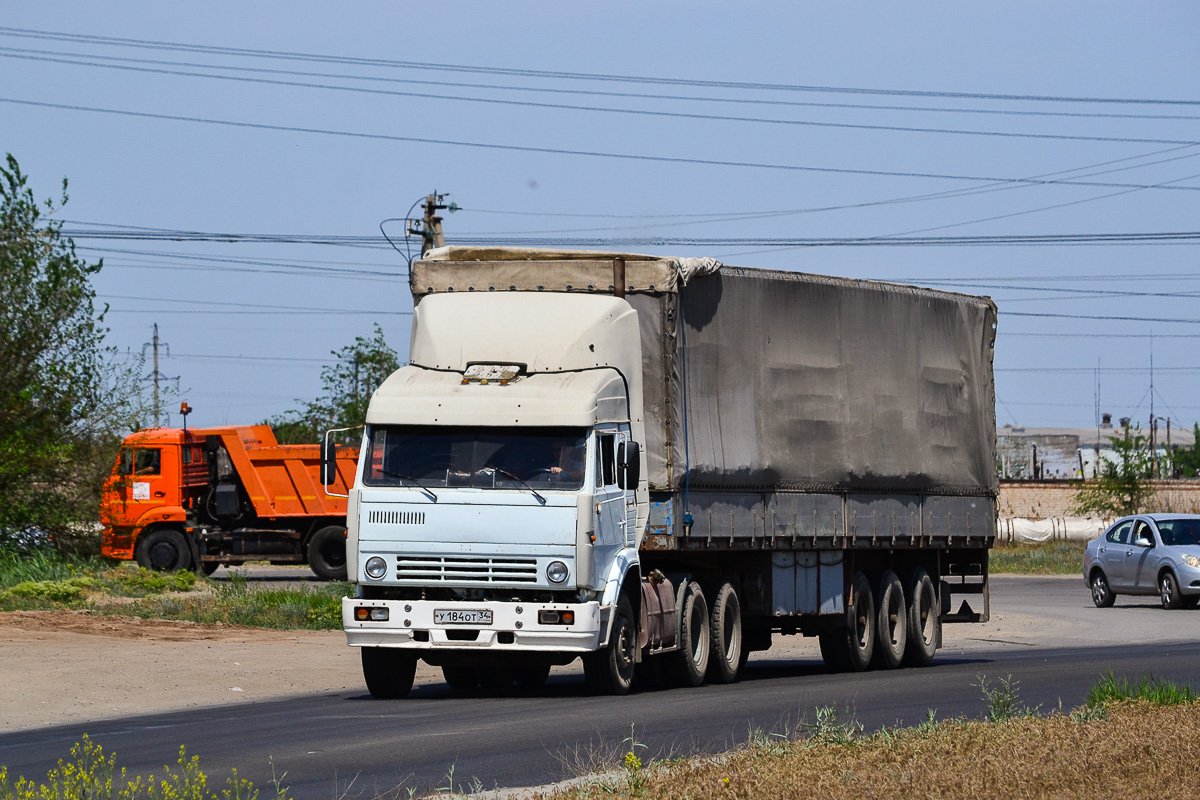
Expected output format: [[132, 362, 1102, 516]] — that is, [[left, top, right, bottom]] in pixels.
[[135, 529, 192, 572], [361, 647, 417, 699], [307, 526, 348, 581], [583, 594, 636, 695]]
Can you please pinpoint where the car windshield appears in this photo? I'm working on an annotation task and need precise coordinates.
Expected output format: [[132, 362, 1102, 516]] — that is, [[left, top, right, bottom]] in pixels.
[[363, 425, 588, 490], [1155, 519, 1200, 547]]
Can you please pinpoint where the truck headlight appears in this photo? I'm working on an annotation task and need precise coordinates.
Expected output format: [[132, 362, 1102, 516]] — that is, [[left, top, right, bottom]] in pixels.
[[546, 560, 569, 584], [365, 556, 387, 579]]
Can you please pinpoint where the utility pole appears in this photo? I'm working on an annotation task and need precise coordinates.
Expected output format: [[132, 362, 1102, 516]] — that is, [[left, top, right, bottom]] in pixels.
[[407, 192, 458, 257], [140, 323, 177, 427]]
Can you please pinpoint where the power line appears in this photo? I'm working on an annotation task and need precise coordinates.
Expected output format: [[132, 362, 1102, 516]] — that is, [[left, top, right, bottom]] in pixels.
[[8, 97, 1200, 191], [7, 49, 1197, 147], [1001, 311, 1200, 325], [4, 26, 1199, 106]]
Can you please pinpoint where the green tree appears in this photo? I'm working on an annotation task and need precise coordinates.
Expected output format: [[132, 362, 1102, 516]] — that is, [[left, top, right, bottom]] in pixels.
[[0, 154, 148, 548], [1072, 425, 1156, 516], [268, 324, 399, 444], [1166, 423, 1200, 478]]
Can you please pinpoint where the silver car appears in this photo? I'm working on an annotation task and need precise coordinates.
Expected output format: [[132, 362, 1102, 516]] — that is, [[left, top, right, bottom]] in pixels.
[[1083, 514, 1200, 609]]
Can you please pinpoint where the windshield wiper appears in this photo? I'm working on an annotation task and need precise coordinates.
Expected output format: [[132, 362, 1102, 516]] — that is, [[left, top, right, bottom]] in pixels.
[[481, 467, 546, 505], [379, 470, 438, 502]]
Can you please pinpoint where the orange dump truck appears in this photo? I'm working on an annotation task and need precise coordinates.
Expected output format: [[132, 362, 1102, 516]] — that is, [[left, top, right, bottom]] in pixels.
[[100, 424, 358, 579]]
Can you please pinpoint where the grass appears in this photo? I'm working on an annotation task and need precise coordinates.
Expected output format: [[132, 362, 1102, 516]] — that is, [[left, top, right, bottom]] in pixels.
[[0, 735, 288, 800], [546, 672, 1200, 800], [0, 545, 347, 629], [989, 539, 1085, 575], [115, 572, 349, 630]]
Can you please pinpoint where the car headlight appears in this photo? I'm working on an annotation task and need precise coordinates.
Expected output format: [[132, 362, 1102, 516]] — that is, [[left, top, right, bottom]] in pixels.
[[364, 556, 387, 579], [546, 560, 569, 584], [1182, 554, 1200, 569]]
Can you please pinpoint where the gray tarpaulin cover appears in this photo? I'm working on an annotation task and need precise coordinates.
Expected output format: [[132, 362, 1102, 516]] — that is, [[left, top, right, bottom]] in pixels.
[[414, 249, 997, 498]]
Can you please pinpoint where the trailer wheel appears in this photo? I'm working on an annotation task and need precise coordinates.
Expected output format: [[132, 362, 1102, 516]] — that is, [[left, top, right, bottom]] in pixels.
[[135, 529, 192, 572], [307, 526, 347, 581], [873, 571, 907, 670], [361, 647, 416, 699], [668, 581, 710, 687], [583, 593, 636, 695], [706, 582, 743, 684], [845, 571, 876, 672], [903, 568, 940, 667], [441, 665, 477, 691]]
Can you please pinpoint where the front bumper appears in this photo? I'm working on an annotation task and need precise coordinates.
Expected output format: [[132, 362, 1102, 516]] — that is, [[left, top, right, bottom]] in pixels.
[[343, 597, 605, 652]]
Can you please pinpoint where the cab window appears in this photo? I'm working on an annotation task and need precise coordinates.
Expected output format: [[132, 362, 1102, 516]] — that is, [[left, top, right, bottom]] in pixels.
[[119, 448, 162, 476]]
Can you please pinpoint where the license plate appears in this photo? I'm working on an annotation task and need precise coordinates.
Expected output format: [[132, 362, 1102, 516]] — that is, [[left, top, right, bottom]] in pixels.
[[434, 608, 493, 625]]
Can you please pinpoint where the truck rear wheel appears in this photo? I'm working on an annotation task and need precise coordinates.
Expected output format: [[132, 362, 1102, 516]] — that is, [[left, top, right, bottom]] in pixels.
[[903, 568, 939, 667], [706, 582, 743, 684], [361, 647, 416, 699], [668, 581, 709, 687], [845, 571, 876, 672], [873, 571, 907, 670], [441, 665, 477, 691], [135, 529, 192, 572], [307, 526, 348, 581], [583, 594, 636, 695]]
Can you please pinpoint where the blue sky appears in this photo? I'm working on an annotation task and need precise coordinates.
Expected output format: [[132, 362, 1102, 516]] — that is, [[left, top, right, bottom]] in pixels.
[[3, 2, 1198, 432]]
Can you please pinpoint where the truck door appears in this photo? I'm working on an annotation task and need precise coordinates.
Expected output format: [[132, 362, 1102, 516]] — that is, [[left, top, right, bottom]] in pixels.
[[124, 446, 178, 509], [594, 430, 625, 572], [618, 425, 637, 548]]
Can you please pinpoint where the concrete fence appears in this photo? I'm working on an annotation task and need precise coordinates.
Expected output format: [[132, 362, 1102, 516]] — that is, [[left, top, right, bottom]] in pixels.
[[997, 480, 1200, 543]]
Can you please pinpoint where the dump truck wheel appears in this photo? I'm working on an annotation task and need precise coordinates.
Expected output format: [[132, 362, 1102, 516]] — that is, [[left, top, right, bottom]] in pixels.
[[135, 529, 191, 572], [583, 593, 636, 695], [361, 647, 416, 699], [903, 568, 940, 667], [706, 582, 743, 684], [307, 526, 347, 581], [667, 581, 709, 687], [872, 570, 907, 670]]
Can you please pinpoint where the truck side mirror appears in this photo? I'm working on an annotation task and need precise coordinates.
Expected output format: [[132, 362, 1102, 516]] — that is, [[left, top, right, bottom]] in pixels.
[[320, 437, 338, 487], [617, 440, 640, 490]]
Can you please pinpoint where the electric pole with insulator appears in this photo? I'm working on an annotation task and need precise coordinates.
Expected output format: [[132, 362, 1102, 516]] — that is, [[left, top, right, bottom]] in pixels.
[[407, 192, 458, 257]]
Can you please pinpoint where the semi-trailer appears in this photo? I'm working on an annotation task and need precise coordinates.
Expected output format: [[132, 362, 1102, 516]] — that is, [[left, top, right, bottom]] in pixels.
[[331, 247, 997, 696], [102, 422, 358, 579]]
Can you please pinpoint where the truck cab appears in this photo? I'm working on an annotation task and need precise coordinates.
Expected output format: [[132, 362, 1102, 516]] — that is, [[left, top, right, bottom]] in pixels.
[[343, 290, 649, 690]]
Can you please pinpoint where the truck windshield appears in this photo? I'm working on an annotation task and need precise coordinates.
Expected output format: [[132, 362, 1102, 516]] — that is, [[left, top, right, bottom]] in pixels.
[[364, 426, 587, 490]]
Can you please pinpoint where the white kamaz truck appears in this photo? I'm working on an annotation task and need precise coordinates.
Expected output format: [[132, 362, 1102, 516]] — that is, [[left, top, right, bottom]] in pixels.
[[327, 248, 997, 697]]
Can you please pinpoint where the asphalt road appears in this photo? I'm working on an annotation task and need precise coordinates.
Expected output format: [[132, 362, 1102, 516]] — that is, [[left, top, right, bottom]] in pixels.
[[4, 576, 1200, 798]]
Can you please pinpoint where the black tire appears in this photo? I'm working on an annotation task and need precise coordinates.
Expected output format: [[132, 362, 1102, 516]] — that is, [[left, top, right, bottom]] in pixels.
[[1090, 570, 1116, 608], [199, 562, 220, 577], [706, 582, 743, 684], [583, 594, 636, 695], [634, 655, 666, 689], [667, 581, 710, 687], [135, 529, 192, 572], [903, 568, 940, 667], [441, 665, 478, 691], [818, 628, 851, 672], [361, 647, 416, 699], [307, 525, 348, 581], [514, 663, 552, 687], [846, 571, 876, 672], [476, 666, 515, 689], [873, 570, 907, 670], [1160, 572, 1184, 610], [1183, 595, 1200, 609]]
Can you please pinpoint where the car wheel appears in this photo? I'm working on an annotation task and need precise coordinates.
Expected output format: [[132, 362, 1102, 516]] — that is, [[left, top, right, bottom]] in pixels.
[[1090, 571, 1116, 608], [1161, 572, 1184, 610]]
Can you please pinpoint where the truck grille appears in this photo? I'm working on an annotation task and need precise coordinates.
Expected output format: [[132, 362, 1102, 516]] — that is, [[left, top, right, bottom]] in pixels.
[[368, 510, 426, 525], [394, 555, 538, 583]]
